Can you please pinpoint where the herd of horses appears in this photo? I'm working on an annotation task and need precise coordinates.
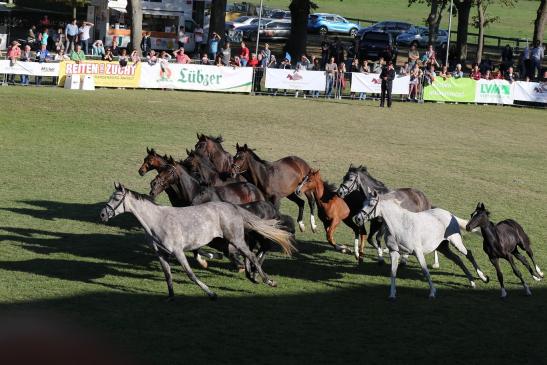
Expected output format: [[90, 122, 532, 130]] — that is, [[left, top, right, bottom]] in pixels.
[[99, 134, 543, 300]]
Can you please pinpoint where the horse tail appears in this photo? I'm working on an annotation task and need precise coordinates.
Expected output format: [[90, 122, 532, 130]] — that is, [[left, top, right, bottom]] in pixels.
[[236, 207, 297, 255]]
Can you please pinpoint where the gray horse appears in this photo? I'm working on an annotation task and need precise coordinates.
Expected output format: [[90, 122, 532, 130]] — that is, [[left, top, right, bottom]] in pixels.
[[99, 183, 295, 300]]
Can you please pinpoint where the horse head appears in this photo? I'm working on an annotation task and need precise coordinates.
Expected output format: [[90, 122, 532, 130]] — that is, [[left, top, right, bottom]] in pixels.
[[149, 164, 177, 199], [296, 169, 320, 196], [100, 182, 127, 222], [139, 147, 165, 176], [466, 202, 490, 232]]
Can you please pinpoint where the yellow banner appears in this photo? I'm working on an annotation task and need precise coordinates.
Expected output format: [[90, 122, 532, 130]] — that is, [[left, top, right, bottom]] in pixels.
[[57, 60, 142, 88]]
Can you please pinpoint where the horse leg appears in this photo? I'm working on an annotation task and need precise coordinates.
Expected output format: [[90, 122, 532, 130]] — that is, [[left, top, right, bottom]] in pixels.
[[432, 250, 440, 269], [448, 234, 489, 283], [490, 257, 507, 298], [513, 249, 541, 282], [235, 242, 277, 287], [304, 190, 317, 233], [436, 241, 475, 288], [507, 254, 532, 296], [287, 192, 306, 232], [358, 229, 367, 263], [415, 248, 436, 299], [327, 218, 348, 253], [521, 244, 543, 278], [388, 250, 400, 300], [152, 243, 175, 300], [368, 219, 384, 263], [173, 250, 217, 300]]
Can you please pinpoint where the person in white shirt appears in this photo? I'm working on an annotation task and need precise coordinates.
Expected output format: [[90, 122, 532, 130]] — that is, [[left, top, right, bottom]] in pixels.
[[79, 21, 94, 54]]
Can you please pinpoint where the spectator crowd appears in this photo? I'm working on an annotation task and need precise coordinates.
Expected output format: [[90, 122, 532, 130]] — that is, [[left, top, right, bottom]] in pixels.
[[3, 14, 546, 101]]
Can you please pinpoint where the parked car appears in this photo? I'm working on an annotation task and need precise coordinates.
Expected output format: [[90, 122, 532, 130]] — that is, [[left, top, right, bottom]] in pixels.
[[239, 20, 291, 42], [396, 26, 449, 48], [225, 16, 259, 30], [270, 10, 291, 20], [307, 13, 361, 37], [358, 31, 397, 62], [356, 21, 413, 40]]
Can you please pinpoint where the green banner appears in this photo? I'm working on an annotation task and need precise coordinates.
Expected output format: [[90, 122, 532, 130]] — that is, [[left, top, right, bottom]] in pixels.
[[424, 78, 476, 103]]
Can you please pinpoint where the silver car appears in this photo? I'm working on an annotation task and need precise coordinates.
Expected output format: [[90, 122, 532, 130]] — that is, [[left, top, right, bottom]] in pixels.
[[396, 26, 449, 48]]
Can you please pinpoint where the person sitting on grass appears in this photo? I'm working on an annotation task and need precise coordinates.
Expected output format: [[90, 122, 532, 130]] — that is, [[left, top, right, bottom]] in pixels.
[[505, 66, 516, 83], [147, 50, 158, 65], [130, 50, 140, 64], [119, 48, 128, 67], [201, 53, 210, 65], [102, 48, 113, 62], [92, 40, 105, 57], [70, 44, 86, 63]]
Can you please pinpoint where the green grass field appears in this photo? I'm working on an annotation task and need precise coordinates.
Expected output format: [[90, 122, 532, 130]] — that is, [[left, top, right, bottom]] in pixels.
[[257, 0, 544, 42], [1, 87, 547, 364]]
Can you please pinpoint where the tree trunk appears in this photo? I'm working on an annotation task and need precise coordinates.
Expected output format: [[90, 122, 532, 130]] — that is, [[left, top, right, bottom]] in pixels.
[[454, 0, 473, 64], [533, 0, 546, 44], [209, 0, 227, 43], [285, 0, 312, 61], [427, 0, 446, 46], [128, 0, 143, 55], [72, 1, 77, 18], [476, 0, 485, 64]]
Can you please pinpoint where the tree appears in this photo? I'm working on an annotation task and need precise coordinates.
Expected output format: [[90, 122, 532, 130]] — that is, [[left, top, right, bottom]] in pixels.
[[472, 0, 514, 64], [127, 0, 142, 55], [47, 0, 88, 18], [533, 0, 546, 44], [453, 0, 473, 63], [285, 0, 317, 61], [408, 0, 449, 46], [209, 0, 227, 43]]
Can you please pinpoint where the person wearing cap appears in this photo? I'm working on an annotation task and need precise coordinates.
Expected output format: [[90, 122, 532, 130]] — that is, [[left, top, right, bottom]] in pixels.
[[380, 61, 395, 108], [6, 41, 21, 84]]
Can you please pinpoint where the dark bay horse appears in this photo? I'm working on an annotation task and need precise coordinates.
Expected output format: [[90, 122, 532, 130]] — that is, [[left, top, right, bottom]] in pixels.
[[466, 203, 543, 298], [194, 134, 234, 179], [231, 143, 317, 233], [296, 169, 367, 258], [149, 157, 264, 207], [182, 149, 239, 186], [337, 165, 438, 266]]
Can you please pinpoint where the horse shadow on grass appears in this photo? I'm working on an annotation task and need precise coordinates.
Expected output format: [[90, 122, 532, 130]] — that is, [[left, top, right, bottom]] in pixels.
[[1, 200, 140, 230], [1, 287, 546, 365]]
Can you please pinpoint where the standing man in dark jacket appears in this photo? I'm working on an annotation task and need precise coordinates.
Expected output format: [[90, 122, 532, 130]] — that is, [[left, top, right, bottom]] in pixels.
[[380, 61, 395, 108], [140, 32, 152, 56]]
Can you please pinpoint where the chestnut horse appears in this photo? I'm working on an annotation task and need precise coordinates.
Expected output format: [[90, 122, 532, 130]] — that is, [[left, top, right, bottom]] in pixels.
[[296, 169, 367, 258], [194, 134, 234, 180], [231, 143, 317, 232]]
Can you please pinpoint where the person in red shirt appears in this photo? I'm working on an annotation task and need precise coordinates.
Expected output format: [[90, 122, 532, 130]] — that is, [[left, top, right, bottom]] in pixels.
[[240, 42, 249, 67], [173, 47, 191, 64], [6, 41, 21, 84], [248, 53, 259, 67], [470, 64, 481, 80]]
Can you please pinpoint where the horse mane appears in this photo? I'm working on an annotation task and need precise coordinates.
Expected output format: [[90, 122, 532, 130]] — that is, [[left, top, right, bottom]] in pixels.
[[351, 165, 390, 193], [127, 189, 157, 204], [321, 180, 338, 201], [242, 146, 269, 165]]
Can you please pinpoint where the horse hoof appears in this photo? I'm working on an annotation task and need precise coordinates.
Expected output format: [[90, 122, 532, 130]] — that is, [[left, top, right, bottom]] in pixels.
[[388, 296, 396, 302], [533, 275, 541, 282], [428, 295, 436, 300], [311, 224, 318, 233], [377, 258, 385, 265], [477, 270, 489, 283], [238, 267, 246, 273], [432, 263, 440, 269], [266, 280, 277, 287], [298, 221, 305, 232], [165, 296, 175, 303], [208, 292, 218, 301], [470, 281, 476, 289]]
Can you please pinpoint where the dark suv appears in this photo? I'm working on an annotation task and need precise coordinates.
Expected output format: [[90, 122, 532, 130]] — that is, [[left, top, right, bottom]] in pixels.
[[358, 31, 397, 62]]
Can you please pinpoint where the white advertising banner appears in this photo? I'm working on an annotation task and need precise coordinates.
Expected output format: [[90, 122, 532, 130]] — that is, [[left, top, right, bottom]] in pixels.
[[513, 81, 547, 104], [474, 79, 514, 104], [265, 68, 326, 91], [139, 63, 253, 92], [0, 60, 60, 76], [350, 73, 410, 94]]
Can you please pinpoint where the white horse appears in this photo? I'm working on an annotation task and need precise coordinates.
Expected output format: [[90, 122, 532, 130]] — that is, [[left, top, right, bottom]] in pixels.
[[99, 183, 295, 300], [354, 190, 489, 299]]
